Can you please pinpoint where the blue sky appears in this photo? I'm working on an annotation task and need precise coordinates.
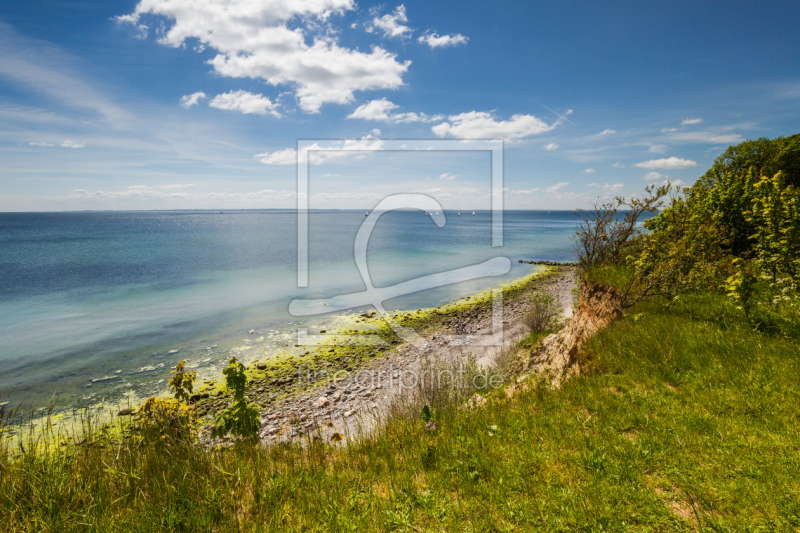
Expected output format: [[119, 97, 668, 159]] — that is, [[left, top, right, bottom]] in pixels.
[[1, 0, 799, 211]]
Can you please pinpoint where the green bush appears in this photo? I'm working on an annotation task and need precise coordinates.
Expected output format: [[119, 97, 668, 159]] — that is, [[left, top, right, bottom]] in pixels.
[[211, 358, 261, 440]]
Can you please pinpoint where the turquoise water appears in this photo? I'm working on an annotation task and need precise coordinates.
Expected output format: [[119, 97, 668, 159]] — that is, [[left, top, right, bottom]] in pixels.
[[0, 209, 580, 410]]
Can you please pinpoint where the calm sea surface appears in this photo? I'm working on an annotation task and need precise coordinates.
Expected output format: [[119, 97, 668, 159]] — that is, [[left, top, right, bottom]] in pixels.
[[0, 209, 580, 410]]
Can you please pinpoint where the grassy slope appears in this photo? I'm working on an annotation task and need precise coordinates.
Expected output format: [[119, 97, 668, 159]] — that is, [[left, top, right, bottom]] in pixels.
[[2, 289, 800, 531]]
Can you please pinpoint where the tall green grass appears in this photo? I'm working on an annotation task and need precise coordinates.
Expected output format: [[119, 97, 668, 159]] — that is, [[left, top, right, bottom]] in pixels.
[[2, 286, 799, 531]]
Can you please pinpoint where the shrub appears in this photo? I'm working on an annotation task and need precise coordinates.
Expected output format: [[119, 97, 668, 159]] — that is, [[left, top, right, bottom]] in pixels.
[[574, 184, 669, 269], [523, 293, 561, 332], [210, 358, 260, 440], [134, 396, 199, 442], [168, 360, 197, 403]]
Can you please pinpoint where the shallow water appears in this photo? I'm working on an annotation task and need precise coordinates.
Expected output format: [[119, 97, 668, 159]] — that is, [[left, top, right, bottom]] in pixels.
[[0, 209, 580, 410]]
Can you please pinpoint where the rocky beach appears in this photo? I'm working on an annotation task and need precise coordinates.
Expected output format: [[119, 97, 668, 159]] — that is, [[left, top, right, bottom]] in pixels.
[[184, 264, 578, 444]]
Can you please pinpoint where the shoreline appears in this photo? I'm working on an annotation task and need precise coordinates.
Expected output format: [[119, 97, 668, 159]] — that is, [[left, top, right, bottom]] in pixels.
[[187, 263, 577, 444]]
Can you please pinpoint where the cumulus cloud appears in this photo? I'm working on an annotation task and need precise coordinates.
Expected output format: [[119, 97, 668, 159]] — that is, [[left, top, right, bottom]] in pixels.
[[439, 173, 459, 180], [510, 188, 540, 195], [648, 144, 668, 153], [598, 129, 616, 136], [209, 90, 281, 116], [117, 0, 410, 113], [180, 91, 207, 108], [634, 157, 698, 170], [418, 32, 468, 48], [28, 141, 54, 147], [681, 117, 703, 125], [611, 162, 625, 168], [543, 143, 558, 151], [368, 5, 413, 38], [347, 98, 442, 123], [583, 168, 595, 173], [60, 140, 85, 148], [431, 111, 557, 140]]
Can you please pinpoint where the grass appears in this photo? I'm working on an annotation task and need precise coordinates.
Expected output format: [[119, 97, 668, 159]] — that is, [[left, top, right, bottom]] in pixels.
[[2, 279, 800, 531]]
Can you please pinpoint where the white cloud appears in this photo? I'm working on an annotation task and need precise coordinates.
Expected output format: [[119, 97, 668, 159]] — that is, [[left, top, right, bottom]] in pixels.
[[543, 182, 569, 193], [418, 32, 468, 48], [589, 182, 624, 192], [180, 91, 207, 108], [60, 140, 85, 148], [634, 157, 698, 170], [255, 147, 297, 165], [128, 183, 196, 190], [641, 171, 666, 181], [661, 127, 678, 132], [347, 98, 442, 123], [510, 188, 539, 195], [583, 168, 595, 173], [666, 131, 742, 144], [432, 111, 557, 141], [543, 142, 558, 151], [209, 90, 280, 117], [439, 173, 459, 180], [368, 5, 413, 38], [648, 144, 668, 153], [598, 129, 616, 136], [114, 14, 149, 39], [68, 186, 298, 206], [611, 162, 625, 168], [118, 0, 410, 113], [681, 117, 703, 125], [28, 141, 54, 147], [255, 136, 384, 165]]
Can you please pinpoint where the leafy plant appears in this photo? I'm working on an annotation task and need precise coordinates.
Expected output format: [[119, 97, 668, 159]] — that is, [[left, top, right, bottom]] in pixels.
[[523, 293, 561, 332], [211, 358, 261, 440], [168, 360, 197, 403], [748, 172, 800, 279], [420, 405, 433, 423], [135, 396, 199, 441], [725, 260, 759, 320]]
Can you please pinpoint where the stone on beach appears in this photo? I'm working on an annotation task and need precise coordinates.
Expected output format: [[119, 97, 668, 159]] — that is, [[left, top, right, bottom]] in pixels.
[[314, 397, 330, 408]]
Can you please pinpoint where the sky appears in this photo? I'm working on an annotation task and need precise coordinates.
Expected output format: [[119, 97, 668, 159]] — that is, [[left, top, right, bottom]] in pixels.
[[0, 0, 799, 211]]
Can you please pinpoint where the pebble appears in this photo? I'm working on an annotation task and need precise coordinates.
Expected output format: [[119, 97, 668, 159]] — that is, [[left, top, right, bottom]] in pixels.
[[314, 397, 330, 408]]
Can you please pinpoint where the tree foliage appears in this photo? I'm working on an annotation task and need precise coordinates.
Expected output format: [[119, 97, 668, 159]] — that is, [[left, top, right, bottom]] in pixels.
[[575, 134, 800, 317], [574, 184, 669, 269], [748, 171, 800, 279]]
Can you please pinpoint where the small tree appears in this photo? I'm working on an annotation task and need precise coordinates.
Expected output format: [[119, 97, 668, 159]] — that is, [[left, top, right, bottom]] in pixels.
[[168, 360, 197, 403], [574, 184, 670, 269], [211, 358, 261, 440]]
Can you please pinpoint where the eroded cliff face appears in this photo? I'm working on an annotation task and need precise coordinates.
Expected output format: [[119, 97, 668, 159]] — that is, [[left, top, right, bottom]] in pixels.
[[512, 282, 623, 387]]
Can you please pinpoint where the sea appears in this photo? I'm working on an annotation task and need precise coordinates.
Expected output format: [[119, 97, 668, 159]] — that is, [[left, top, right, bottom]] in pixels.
[[0, 209, 580, 412]]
